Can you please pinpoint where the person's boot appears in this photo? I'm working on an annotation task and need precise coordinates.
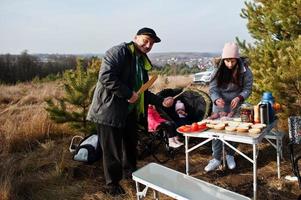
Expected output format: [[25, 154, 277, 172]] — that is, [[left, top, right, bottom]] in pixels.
[[174, 136, 184, 146], [123, 167, 137, 179], [168, 137, 182, 148], [105, 182, 126, 196], [226, 155, 236, 170], [204, 158, 221, 172]]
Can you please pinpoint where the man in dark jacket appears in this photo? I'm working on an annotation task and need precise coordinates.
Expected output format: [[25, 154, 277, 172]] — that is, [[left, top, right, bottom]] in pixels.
[[87, 27, 174, 196]]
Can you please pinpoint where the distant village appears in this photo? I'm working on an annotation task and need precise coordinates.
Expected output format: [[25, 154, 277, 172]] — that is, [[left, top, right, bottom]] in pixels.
[[35, 52, 220, 71], [149, 53, 218, 70]]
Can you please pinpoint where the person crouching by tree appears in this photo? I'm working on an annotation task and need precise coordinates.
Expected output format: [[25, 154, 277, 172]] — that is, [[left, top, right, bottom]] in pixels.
[[86, 28, 174, 196], [205, 42, 253, 172]]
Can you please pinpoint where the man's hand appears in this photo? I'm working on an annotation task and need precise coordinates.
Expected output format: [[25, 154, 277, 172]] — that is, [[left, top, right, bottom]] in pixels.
[[231, 97, 240, 109], [215, 98, 225, 108], [128, 92, 139, 103], [162, 96, 174, 107]]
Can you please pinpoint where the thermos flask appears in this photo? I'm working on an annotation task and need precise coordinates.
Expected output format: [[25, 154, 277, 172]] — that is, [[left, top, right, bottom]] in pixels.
[[259, 103, 269, 124], [259, 91, 275, 124]]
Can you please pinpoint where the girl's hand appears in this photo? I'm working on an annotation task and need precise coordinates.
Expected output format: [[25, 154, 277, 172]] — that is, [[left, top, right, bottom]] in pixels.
[[219, 112, 228, 117], [231, 97, 240, 109], [215, 98, 225, 108]]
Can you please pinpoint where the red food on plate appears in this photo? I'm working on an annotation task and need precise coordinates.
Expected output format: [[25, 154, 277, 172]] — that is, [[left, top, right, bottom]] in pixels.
[[178, 126, 185, 132], [198, 123, 207, 129], [191, 122, 199, 132], [178, 125, 191, 132], [183, 126, 191, 132]]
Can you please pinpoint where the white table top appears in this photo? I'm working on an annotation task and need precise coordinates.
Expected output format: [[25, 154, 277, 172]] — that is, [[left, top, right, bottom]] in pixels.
[[132, 162, 250, 200]]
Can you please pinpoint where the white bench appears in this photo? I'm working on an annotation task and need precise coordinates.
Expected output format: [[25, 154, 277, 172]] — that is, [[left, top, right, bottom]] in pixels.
[[132, 162, 251, 200]]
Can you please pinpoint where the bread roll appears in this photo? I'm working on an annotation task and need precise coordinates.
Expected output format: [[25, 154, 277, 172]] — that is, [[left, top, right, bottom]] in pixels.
[[210, 120, 220, 125], [251, 124, 266, 129], [228, 121, 241, 127], [225, 126, 236, 132], [213, 123, 225, 130], [233, 118, 242, 122], [198, 119, 212, 124], [236, 126, 249, 132], [206, 123, 215, 129], [241, 122, 253, 127], [249, 128, 261, 134]]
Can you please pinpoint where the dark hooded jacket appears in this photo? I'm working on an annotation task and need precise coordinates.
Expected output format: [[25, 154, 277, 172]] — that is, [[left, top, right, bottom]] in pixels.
[[87, 42, 163, 128]]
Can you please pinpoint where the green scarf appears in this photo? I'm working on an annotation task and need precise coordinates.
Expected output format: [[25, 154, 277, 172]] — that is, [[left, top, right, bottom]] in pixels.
[[127, 43, 152, 117]]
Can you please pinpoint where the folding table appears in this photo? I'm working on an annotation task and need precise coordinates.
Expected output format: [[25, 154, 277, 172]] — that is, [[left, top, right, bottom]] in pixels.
[[179, 120, 280, 200]]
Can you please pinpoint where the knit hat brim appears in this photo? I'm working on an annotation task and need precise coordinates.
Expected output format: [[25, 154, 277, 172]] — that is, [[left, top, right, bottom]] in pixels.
[[222, 42, 240, 59]]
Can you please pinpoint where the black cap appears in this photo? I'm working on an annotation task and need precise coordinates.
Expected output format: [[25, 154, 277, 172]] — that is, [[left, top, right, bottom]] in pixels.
[[136, 27, 161, 43]]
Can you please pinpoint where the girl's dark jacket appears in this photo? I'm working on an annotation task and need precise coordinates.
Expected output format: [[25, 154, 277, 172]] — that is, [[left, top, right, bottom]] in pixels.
[[87, 42, 163, 128]]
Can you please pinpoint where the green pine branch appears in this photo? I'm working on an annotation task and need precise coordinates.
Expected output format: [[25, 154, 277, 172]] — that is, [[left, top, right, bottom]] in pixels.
[[45, 58, 101, 134], [238, 0, 301, 117]]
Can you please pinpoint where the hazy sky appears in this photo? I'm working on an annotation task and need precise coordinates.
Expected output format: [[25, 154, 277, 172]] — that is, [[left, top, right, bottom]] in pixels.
[[0, 0, 253, 54]]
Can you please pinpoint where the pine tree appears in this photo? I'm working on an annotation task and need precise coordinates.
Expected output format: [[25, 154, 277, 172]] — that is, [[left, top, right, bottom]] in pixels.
[[237, 0, 301, 117], [45, 58, 101, 133]]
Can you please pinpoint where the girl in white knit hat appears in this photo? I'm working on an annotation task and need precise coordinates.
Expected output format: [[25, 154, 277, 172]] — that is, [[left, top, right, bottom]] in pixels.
[[174, 100, 191, 127], [205, 42, 253, 172], [175, 100, 187, 118]]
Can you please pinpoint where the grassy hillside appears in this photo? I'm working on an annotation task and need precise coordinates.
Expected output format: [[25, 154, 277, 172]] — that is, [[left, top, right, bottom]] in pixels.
[[0, 76, 300, 200]]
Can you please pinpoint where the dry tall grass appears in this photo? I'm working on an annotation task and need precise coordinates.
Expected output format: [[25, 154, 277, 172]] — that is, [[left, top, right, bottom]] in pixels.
[[0, 81, 79, 200], [150, 75, 193, 93], [0, 81, 76, 154]]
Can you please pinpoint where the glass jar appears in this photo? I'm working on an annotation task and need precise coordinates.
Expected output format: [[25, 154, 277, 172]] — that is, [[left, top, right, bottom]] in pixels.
[[240, 103, 254, 123]]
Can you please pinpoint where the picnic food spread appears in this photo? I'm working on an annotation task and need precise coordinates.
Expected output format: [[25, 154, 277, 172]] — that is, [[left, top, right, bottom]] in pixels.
[[177, 92, 279, 135], [177, 118, 267, 135]]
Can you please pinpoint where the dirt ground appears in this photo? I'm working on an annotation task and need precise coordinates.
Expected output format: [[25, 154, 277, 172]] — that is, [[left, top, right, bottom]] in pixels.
[[130, 135, 301, 200]]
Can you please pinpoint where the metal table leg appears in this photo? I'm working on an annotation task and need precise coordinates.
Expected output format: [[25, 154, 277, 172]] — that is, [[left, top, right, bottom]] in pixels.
[[253, 144, 257, 200], [222, 141, 226, 168], [136, 181, 141, 200], [153, 190, 159, 200], [185, 136, 189, 175], [276, 136, 281, 179]]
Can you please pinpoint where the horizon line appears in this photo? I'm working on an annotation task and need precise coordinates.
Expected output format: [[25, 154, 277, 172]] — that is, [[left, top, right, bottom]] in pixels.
[[0, 51, 221, 55]]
